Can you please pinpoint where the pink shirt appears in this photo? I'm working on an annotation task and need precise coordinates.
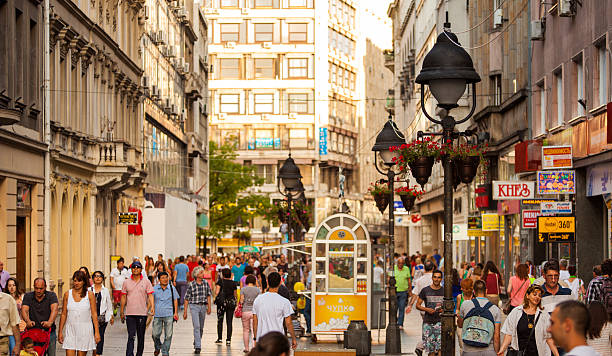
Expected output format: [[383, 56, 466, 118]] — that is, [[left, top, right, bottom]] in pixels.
[[121, 276, 154, 316], [509, 276, 530, 307]]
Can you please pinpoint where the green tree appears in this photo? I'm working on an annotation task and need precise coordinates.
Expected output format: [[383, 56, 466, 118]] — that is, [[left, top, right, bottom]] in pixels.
[[205, 141, 271, 239]]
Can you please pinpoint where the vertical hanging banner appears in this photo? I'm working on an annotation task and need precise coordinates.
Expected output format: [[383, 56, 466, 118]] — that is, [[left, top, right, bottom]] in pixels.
[[319, 127, 328, 155]]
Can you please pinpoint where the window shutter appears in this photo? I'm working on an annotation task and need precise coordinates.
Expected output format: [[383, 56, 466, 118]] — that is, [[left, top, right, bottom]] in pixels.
[[308, 91, 314, 113]]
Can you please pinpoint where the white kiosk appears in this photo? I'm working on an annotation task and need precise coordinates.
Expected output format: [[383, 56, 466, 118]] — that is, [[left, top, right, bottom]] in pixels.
[[311, 213, 372, 336]]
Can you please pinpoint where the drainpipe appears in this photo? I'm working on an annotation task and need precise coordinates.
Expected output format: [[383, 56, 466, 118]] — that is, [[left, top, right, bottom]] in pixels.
[[527, 0, 533, 140], [43, 0, 51, 281]]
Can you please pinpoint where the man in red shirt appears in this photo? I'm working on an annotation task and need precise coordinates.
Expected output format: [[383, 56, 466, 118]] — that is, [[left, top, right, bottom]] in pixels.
[[187, 256, 199, 282], [120, 261, 154, 356]]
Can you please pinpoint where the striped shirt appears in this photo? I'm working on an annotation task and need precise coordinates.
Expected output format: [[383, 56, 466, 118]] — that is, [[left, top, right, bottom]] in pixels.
[[541, 283, 575, 314], [184, 280, 212, 305]]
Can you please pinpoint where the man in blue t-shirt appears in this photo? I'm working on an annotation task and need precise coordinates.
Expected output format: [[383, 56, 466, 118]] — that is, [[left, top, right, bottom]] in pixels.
[[231, 257, 246, 282], [173, 256, 190, 308], [539, 259, 576, 314], [432, 249, 442, 268]]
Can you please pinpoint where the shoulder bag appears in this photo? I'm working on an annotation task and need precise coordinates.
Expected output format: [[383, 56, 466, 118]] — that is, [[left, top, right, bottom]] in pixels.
[[503, 278, 528, 315], [170, 284, 178, 322], [506, 311, 541, 356]]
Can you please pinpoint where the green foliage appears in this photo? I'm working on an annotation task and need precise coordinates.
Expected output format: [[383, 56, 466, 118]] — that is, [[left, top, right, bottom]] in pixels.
[[205, 141, 272, 238]]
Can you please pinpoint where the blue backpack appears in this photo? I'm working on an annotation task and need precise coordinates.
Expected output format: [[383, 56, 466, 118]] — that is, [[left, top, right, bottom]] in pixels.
[[461, 298, 495, 348]]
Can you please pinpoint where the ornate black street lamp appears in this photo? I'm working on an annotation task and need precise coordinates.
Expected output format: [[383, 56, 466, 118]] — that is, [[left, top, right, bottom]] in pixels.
[[372, 115, 406, 354], [415, 23, 481, 356], [278, 154, 303, 242]]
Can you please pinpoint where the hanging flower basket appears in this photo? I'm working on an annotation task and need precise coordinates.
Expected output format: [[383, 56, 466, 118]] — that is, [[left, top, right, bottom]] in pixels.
[[409, 156, 436, 187], [368, 181, 391, 214], [455, 155, 481, 183], [390, 138, 442, 175], [395, 186, 425, 212], [447, 142, 487, 184]]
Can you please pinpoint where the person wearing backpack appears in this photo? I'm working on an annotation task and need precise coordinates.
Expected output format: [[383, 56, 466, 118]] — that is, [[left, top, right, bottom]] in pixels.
[[457, 280, 501, 356], [498, 284, 559, 356], [415, 270, 444, 356]]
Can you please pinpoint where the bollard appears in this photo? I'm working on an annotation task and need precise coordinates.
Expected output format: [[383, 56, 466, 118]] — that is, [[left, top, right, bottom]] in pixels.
[[343, 320, 371, 356]]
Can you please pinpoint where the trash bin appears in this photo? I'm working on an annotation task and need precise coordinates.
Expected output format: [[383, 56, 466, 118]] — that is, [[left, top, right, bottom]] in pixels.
[[343, 320, 371, 356]]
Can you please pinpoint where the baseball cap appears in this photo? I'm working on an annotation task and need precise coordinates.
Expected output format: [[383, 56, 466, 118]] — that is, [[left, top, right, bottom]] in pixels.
[[130, 261, 143, 269]]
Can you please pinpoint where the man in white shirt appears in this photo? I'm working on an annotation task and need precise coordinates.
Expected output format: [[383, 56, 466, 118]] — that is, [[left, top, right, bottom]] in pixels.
[[252, 272, 297, 350], [109, 257, 131, 311], [548, 301, 600, 356], [407, 260, 434, 356], [559, 259, 570, 282]]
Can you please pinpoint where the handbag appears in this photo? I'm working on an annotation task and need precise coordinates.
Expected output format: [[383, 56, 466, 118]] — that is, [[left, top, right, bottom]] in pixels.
[[234, 302, 243, 318], [506, 311, 541, 356], [503, 278, 528, 315]]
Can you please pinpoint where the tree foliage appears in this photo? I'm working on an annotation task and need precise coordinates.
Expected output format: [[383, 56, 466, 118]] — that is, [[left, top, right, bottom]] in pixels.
[[206, 141, 272, 238]]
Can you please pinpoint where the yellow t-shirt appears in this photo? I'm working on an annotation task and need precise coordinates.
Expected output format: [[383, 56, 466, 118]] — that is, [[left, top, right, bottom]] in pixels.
[[294, 282, 306, 309], [20, 350, 39, 356]]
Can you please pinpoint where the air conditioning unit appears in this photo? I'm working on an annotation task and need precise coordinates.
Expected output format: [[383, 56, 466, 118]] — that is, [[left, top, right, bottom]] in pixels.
[[143, 5, 150, 19], [262, 42, 272, 49], [151, 85, 159, 97], [164, 98, 171, 110], [225, 41, 236, 49], [157, 30, 167, 44], [178, 8, 188, 19], [170, 104, 178, 116], [182, 62, 190, 73], [142, 75, 150, 88], [530, 20, 544, 40], [167, 45, 176, 57], [493, 8, 503, 28], [288, 113, 298, 119], [218, 113, 227, 120], [558, 0, 573, 16]]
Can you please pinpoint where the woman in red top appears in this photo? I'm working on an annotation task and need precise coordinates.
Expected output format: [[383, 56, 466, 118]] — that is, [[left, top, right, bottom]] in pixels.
[[506, 263, 531, 313], [481, 260, 504, 307]]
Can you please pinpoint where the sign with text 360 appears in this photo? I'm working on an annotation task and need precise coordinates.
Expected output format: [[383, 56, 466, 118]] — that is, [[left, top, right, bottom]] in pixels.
[[118, 212, 138, 225], [492, 181, 535, 200]]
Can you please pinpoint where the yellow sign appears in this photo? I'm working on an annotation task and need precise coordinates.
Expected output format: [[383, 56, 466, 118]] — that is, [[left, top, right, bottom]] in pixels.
[[118, 212, 138, 225], [467, 229, 495, 237], [481, 214, 505, 231], [538, 216, 575, 233], [314, 295, 367, 332], [329, 228, 355, 241]]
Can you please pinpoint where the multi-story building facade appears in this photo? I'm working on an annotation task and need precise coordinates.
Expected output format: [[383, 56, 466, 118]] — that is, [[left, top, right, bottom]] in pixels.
[[388, 0, 471, 257], [0, 0, 46, 289], [531, 0, 612, 279], [46, 0, 147, 291], [205, 0, 364, 250], [140, 0, 209, 258]]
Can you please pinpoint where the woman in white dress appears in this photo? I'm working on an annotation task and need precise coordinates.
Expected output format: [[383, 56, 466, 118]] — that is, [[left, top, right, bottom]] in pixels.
[[58, 270, 101, 356]]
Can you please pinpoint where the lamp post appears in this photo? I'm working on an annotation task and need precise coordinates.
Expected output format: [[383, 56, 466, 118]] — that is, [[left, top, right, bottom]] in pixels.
[[414, 22, 481, 356], [372, 115, 406, 354], [278, 154, 303, 242]]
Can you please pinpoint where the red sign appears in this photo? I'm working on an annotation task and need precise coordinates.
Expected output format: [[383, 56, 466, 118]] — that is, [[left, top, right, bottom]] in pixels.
[[522, 210, 541, 229], [492, 181, 535, 200], [498, 200, 520, 215]]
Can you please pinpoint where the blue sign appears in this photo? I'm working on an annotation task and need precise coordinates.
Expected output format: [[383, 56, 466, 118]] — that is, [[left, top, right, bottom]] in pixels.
[[248, 139, 255, 150], [274, 138, 281, 149], [319, 127, 328, 155], [394, 201, 404, 209], [255, 138, 274, 148]]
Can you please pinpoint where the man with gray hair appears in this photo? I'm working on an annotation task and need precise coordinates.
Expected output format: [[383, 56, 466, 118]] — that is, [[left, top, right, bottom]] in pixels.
[[559, 259, 570, 282], [183, 266, 212, 354]]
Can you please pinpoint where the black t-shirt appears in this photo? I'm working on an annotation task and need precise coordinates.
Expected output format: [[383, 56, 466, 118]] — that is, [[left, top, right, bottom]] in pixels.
[[258, 266, 268, 290], [277, 263, 288, 273], [418, 286, 444, 324], [216, 279, 237, 301], [517, 312, 538, 355], [22, 291, 59, 330]]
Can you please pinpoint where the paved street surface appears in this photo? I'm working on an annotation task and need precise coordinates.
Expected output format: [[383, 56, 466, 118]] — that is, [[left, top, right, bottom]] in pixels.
[[55, 306, 423, 355]]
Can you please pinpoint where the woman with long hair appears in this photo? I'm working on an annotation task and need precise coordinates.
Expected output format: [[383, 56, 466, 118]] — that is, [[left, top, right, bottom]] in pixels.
[[89, 271, 114, 356], [58, 270, 100, 356], [215, 268, 238, 345], [470, 266, 482, 283], [146, 257, 156, 283], [248, 331, 291, 356], [240, 275, 261, 353], [481, 260, 503, 307], [451, 268, 462, 298], [498, 285, 559, 356], [506, 263, 531, 314], [3, 278, 24, 355], [79, 266, 93, 288], [202, 262, 214, 290], [412, 257, 425, 286], [586, 301, 612, 355], [152, 261, 167, 285], [455, 278, 473, 351]]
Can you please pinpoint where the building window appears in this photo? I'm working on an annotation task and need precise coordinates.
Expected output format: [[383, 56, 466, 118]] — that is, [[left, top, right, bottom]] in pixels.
[[491, 74, 502, 106], [330, 64, 337, 84], [343, 69, 349, 88], [289, 93, 309, 113], [220, 0, 239, 8], [554, 70, 563, 126], [254, 94, 274, 113], [597, 44, 608, 107], [254, 58, 275, 79], [289, 129, 308, 148], [573, 56, 585, 117], [288, 0, 307, 7], [220, 94, 240, 113], [219, 58, 241, 79], [220, 23, 239, 42], [254, 23, 273, 42], [254, 0, 274, 7], [288, 58, 308, 78], [256, 164, 275, 184], [349, 72, 355, 90], [288, 23, 308, 43]]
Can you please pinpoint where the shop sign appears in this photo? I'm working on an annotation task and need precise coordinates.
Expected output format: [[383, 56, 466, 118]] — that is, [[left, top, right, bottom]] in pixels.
[[522, 210, 542, 229], [498, 200, 520, 215], [319, 127, 328, 155], [537, 170, 576, 194], [540, 201, 572, 214], [492, 181, 535, 200], [586, 162, 612, 196], [314, 295, 368, 332], [441, 223, 469, 241], [481, 213, 503, 231], [521, 199, 556, 206], [538, 216, 575, 243], [468, 216, 495, 237], [118, 212, 138, 225], [395, 213, 422, 227], [542, 145, 573, 169]]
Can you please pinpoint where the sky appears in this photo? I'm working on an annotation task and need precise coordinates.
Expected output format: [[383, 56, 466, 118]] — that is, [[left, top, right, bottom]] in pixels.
[[360, 0, 394, 49]]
